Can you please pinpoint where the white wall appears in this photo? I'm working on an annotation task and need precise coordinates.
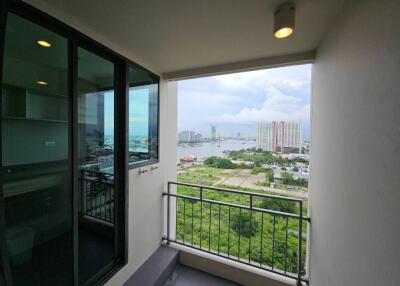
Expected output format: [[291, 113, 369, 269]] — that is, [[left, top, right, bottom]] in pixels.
[[310, 1, 400, 286], [106, 81, 177, 286]]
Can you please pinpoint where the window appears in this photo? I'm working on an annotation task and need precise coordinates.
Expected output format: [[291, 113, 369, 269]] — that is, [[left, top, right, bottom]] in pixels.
[[128, 64, 159, 166]]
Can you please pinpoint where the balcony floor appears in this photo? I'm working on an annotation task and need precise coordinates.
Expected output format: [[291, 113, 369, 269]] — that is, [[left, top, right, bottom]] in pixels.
[[165, 264, 240, 286]]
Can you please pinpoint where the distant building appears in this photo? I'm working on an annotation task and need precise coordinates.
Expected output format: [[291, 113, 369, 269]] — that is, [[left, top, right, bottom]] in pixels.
[[210, 126, 216, 141], [256, 121, 302, 153], [194, 133, 202, 142], [178, 130, 195, 143], [178, 130, 202, 143]]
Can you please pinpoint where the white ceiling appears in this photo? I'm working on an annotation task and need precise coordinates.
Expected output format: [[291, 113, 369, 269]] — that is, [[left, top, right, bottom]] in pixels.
[[24, 0, 343, 75]]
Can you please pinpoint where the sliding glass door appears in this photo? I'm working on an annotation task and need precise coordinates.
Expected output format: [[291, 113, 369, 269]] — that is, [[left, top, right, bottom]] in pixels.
[[1, 13, 72, 286], [77, 47, 116, 284], [0, 7, 126, 286]]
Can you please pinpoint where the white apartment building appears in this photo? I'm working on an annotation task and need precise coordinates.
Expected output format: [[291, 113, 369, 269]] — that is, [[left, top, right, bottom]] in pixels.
[[257, 121, 303, 152]]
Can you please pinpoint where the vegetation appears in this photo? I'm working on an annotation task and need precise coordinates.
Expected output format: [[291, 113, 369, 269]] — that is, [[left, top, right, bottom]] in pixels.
[[204, 156, 238, 169], [231, 210, 259, 237], [282, 172, 308, 187], [229, 149, 309, 166], [175, 148, 309, 275], [174, 184, 307, 275], [260, 198, 297, 213]]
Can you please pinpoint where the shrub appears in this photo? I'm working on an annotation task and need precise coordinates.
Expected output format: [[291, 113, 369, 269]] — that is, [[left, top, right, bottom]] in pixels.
[[231, 210, 259, 237], [259, 198, 297, 213]]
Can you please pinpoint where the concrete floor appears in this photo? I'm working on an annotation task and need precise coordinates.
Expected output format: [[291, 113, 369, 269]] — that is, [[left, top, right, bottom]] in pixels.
[[165, 264, 240, 286]]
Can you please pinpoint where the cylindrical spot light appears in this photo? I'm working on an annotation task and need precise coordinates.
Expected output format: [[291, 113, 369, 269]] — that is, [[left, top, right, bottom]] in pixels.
[[274, 2, 296, 39]]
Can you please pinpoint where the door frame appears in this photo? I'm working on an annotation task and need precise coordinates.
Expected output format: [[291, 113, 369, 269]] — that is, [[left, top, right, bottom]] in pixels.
[[0, 0, 148, 284]]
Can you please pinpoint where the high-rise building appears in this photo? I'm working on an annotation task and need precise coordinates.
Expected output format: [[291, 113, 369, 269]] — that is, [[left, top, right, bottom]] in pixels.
[[178, 130, 202, 143], [256, 121, 302, 153], [178, 130, 195, 143], [210, 126, 216, 141]]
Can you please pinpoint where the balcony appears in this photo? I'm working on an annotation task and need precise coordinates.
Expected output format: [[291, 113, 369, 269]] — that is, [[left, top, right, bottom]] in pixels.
[[0, 1, 398, 286], [160, 182, 309, 285]]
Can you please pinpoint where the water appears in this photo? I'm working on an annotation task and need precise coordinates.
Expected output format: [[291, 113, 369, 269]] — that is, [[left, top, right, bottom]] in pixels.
[[177, 139, 256, 160]]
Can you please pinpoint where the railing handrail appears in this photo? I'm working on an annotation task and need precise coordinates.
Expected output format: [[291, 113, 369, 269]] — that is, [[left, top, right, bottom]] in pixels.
[[168, 181, 304, 203], [163, 192, 309, 221]]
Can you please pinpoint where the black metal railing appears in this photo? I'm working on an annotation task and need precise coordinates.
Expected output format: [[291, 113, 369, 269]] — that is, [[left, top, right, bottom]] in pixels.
[[163, 181, 310, 285], [80, 169, 115, 224]]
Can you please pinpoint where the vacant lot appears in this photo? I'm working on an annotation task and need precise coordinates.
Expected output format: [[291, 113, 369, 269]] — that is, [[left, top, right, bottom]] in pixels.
[[177, 166, 308, 201]]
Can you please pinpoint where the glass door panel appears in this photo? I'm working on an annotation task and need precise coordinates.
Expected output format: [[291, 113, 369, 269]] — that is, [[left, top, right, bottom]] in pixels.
[[77, 47, 115, 284], [1, 13, 71, 286]]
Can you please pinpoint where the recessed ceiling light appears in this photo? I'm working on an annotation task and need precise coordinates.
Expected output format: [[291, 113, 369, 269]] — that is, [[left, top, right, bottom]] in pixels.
[[274, 2, 296, 39], [37, 81, 48, 85], [37, 40, 52, 47], [275, 27, 294, 39]]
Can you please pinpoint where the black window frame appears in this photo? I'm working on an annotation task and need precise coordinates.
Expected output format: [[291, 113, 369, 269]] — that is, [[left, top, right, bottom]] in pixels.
[[0, 0, 160, 285], [128, 63, 160, 169]]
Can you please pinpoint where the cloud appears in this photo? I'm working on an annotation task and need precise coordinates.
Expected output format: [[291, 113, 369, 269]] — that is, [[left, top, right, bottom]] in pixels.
[[214, 66, 310, 91], [215, 86, 310, 124], [177, 64, 311, 136]]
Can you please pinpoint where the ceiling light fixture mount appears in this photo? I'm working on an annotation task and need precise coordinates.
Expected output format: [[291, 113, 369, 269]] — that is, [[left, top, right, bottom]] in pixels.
[[36, 40, 52, 47], [274, 2, 296, 39]]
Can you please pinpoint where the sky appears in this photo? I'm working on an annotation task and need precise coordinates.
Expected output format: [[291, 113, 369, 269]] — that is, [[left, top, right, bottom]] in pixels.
[[177, 64, 312, 139], [103, 88, 150, 137]]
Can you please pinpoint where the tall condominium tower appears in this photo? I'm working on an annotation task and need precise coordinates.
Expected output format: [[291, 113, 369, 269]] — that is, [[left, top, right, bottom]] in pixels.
[[256, 121, 302, 153], [210, 126, 216, 141]]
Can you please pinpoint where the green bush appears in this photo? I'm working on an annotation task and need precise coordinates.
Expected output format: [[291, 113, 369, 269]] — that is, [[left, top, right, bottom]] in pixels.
[[204, 156, 237, 169], [231, 210, 259, 237], [259, 198, 297, 213]]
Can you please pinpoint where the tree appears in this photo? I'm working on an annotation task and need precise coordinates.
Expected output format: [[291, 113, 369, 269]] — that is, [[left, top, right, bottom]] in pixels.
[[292, 166, 299, 172], [265, 168, 274, 182], [204, 156, 237, 169], [231, 210, 259, 237], [260, 198, 297, 213]]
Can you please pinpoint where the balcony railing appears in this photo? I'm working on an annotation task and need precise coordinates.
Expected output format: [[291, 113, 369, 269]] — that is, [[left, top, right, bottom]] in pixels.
[[80, 169, 115, 224], [163, 181, 310, 285]]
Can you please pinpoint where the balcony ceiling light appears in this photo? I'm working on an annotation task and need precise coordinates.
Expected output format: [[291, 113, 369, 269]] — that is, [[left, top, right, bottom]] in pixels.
[[274, 2, 295, 39], [36, 40, 52, 47], [37, 80, 48, 85]]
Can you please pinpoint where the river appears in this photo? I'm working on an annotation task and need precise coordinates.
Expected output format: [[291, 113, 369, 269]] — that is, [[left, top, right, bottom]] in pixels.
[[177, 139, 256, 160]]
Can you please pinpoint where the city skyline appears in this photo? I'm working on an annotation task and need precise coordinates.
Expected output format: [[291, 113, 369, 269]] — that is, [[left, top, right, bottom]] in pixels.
[[178, 64, 311, 140]]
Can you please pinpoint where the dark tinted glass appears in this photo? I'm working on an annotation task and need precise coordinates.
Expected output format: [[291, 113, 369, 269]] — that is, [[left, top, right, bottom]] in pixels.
[[1, 13, 71, 286], [77, 47, 116, 284]]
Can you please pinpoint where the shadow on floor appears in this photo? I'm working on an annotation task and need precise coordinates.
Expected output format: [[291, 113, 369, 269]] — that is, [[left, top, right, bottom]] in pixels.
[[165, 264, 240, 286]]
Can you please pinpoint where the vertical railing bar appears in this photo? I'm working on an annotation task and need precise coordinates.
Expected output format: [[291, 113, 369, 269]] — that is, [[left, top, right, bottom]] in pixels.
[[105, 189, 108, 221], [209, 202, 212, 252], [218, 204, 221, 254], [200, 187, 203, 249], [272, 215, 276, 270], [284, 216, 289, 273], [238, 208, 241, 261], [98, 176, 101, 219], [101, 188, 105, 220], [228, 206, 231, 257], [183, 198, 186, 244], [191, 200, 194, 246], [175, 195, 178, 240], [297, 201, 303, 286], [167, 182, 171, 244], [249, 194, 253, 263], [260, 212, 264, 267]]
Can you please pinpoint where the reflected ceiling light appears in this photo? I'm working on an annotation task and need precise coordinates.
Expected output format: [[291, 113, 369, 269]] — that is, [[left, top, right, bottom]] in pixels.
[[37, 81, 48, 85], [274, 2, 295, 39], [36, 40, 52, 47]]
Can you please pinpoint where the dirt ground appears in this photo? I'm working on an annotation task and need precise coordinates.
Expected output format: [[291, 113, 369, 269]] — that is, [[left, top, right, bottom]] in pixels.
[[216, 169, 308, 200]]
